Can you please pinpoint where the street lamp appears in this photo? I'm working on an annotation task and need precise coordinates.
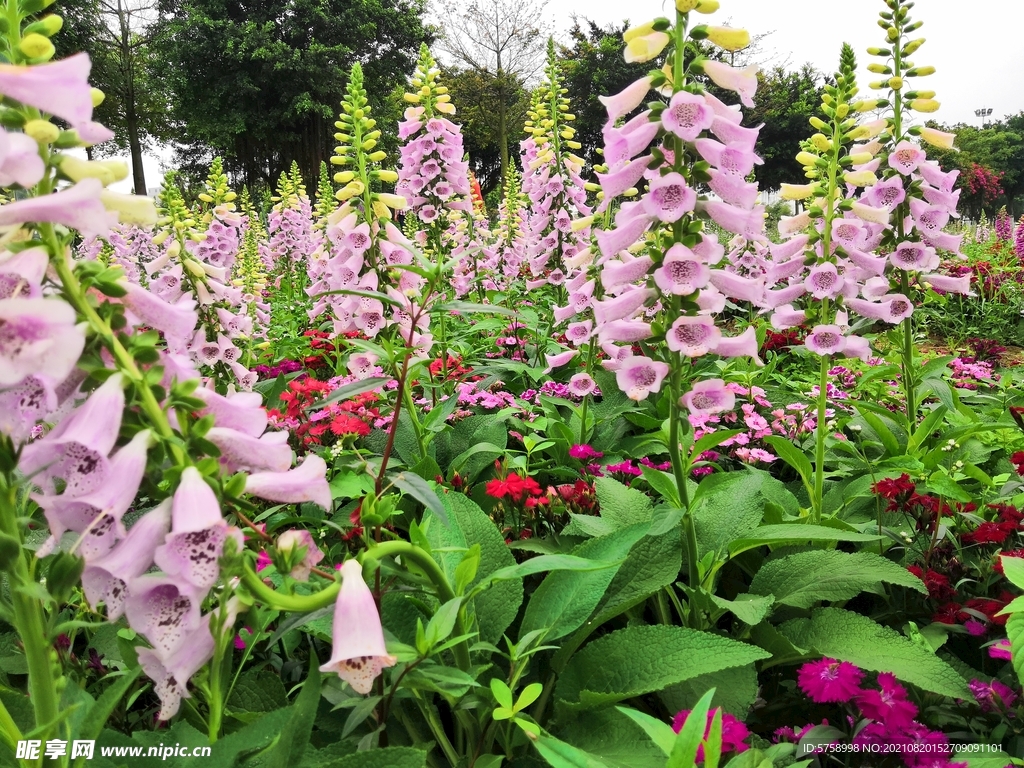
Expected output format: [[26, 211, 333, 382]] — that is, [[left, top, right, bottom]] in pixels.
[[975, 107, 993, 127]]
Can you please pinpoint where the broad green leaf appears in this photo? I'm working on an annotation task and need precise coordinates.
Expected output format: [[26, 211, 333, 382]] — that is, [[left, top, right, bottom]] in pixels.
[[532, 731, 616, 768], [660, 664, 759, 720], [778, 608, 969, 698], [594, 477, 654, 529], [556, 709, 669, 768], [710, 593, 774, 625], [1001, 556, 1024, 591], [308, 377, 389, 410], [639, 466, 679, 507], [692, 470, 771, 559], [482, 555, 621, 586], [227, 669, 289, 714], [390, 472, 449, 527], [924, 471, 973, 503], [426, 493, 522, 643], [749, 550, 927, 609], [762, 436, 814, 497], [73, 667, 142, 754], [1008, 612, 1024, 688], [264, 654, 321, 768], [322, 747, 427, 768], [556, 625, 770, 712], [615, 707, 677, 756], [728, 524, 883, 557], [521, 524, 648, 641]]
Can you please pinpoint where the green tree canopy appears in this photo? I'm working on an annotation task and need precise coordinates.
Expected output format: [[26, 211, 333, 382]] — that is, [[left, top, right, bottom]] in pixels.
[[150, 0, 430, 190]]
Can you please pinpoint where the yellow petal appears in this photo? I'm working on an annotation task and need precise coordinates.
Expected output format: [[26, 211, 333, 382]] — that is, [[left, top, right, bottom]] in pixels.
[[706, 26, 750, 52], [780, 183, 815, 201], [919, 126, 956, 150]]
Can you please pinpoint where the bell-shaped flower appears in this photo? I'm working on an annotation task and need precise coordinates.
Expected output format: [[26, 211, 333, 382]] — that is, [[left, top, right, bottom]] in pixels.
[[705, 26, 750, 52], [0, 297, 85, 387], [569, 373, 596, 397], [918, 127, 956, 150], [642, 172, 696, 223], [35, 429, 152, 560], [154, 467, 241, 590], [0, 374, 56, 443], [320, 560, 397, 694], [596, 210, 652, 258], [244, 455, 332, 511], [804, 263, 845, 299], [922, 273, 971, 295], [708, 269, 764, 304], [624, 31, 671, 64], [0, 130, 45, 188], [862, 176, 905, 210], [681, 379, 735, 415], [601, 255, 653, 291], [917, 162, 958, 193], [655, 245, 710, 295], [847, 294, 914, 324], [922, 229, 963, 255], [124, 574, 204, 657], [596, 156, 651, 209], [205, 427, 292, 474], [762, 282, 807, 310], [0, 178, 118, 239], [599, 319, 653, 343], [19, 374, 124, 497], [921, 184, 960, 217], [715, 326, 762, 364], [599, 76, 654, 122], [194, 389, 267, 439], [890, 241, 939, 272], [0, 53, 93, 126], [120, 282, 197, 351], [615, 356, 669, 401], [276, 529, 325, 581], [843, 334, 872, 362], [805, 325, 847, 356], [694, 139, 760, 176], [888, 141, 926, 175], [709, 117, 760, 150], [138, 600, 240, 720], [0, 246, 48, 299], [770, 304, 806, 330], [593, 287, 654, 325], [82, 500, 171, 619], [603, 113, 660, 167], [543, 349, 577, 372], [693, 232, 725, 264], [702, 90, 742, 125], [666, 316, 721, 357], [700, 61, 759, 107], [701, 201, 766, 241], [661, 91, 714, 141], [844, 247, 887, 277], [708, 169, 759, 209]]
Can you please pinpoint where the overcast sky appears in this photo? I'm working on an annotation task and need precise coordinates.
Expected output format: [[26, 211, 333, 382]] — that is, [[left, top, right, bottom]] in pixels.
[[542, 0, 1024, 128]]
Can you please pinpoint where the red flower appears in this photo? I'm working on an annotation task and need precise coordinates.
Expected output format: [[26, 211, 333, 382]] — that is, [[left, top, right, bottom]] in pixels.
[[329, 413, 371, 437], [961, 522, 1010, 546], [485, 473, 544, 502], [1012, 451, 1024, 476], [873, 474, 916, 501], [932, 603, 962, 625]]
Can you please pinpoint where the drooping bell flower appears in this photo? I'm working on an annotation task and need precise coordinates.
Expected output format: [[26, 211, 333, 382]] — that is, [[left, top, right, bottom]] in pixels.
[[699, 60, 759, 107], [887, 141, 926, 175], [0, 178, 118, 239], [642, 172, 696, 222], [119, 281, 198, 351], [0, 129, 45, 188], [275, 529, 325, 581], [889, 241, 939, 272], [124, 574, 203, 657], [244, 455, 332, 511], [922, 273, 971, 295], [34, 429, 152, 560], [615, 356, 669, 401], [654, 245, 710, 295], [153, 467, 243, 590], [82, 500, 172, 619], [661, 90, 715, 141], [681, 379, 735, 414], [847, 295, 914, 324], [0, 297, 85, 386], [0, 53, 94, 126], [804, 325, 847, 356], [0, 374, 56, 443], [0, 246, 48, 299], [598, 76, 654, 122], [666, 316, 721, 357], [715, 326, 762, 364], [19, 373, 125, 497], [138, 599, 240, 720], [204, 427, 293, 474], [320, 559, 397, 694]]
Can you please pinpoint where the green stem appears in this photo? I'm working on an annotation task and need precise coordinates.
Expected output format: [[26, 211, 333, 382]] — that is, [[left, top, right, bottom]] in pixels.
[[813, 351, 829, 523], [900, 269, 916, 424]]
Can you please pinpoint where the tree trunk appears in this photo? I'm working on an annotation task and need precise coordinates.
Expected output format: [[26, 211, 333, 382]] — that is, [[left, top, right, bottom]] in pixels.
[[126, 110, 146, 195]]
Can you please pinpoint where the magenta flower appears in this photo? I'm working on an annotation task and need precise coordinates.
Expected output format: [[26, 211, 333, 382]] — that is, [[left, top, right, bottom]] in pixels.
[[642, 172, 696, 223], [854, 673, 918, 729], [19, 374, 124, 497], [661, 90, 714, 141], [671, 707, 749, 761], [654, 245, 710, 295], [568, 373, 596, 397], [320, 560, 397, 694], [989, 639, 1012, 661], [0, 178, 118, 239], [592, 287, 654, 325], [82, 500, 171, 620], [969, 678, 1017, 712], [888, 140, 926, 175], [275, 529, 325, 581], [805, 325, 847, 357], [124, 574, 203, 657], [666, 315, 721, 357], [244, 455, 332, 511], [569, 444, 603, 461], [681, 379, 735, 415], [797, 658, 863, 703], [596, 209, 653, 258], [137, 600, 239, 721], [0, 297, 85, 386], [615, 356, 669, 401], [0, 53, 94, 126], [154, 467, 242, 590], [770, 304, 807, 330], [597, 156, 654, 207]]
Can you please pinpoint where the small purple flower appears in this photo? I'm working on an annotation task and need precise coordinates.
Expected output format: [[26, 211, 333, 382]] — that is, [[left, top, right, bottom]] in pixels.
[[969, 678, 1017, 712]]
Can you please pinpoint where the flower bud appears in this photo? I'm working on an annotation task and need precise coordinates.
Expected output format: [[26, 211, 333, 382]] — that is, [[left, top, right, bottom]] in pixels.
[[887, 76, 903, 90], [866, 47, 891, 56], [376, 193, 407, 211], [676, 0, 699, 10], [796, 151, 819, 167], [694, 0, 718, 11], [843, 170, 877, 187], [19, 33, 54, 59], [375, 169, 398, 183], [909, 98, 940, 112], [705, 26, 750, 51], [183, 258, 206, 278], [780, 183, 815, 200], [59, 156, 128, 186], [906, 65, 935, 77], [367, 151, 387, 162], [23, 118, 59, 144], [808, 116, 826, 130], [810, 134, 831, 152], [23, 14, 62, 36], [624, 31, 671, 63], [903, 38, 925, 54], [847, 152, 873, 165], [867, 63, 890, 74], [197, 192, 214, 203], [919, 126, 955, 149]]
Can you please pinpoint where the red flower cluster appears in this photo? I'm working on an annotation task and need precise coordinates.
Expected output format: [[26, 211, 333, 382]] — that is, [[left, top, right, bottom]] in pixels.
[[906, 565, 956, 602], [486, 473, 545, 505], [934, 593, 1015, 628], [271, 377, 332, 446], [428, 355, 472, 381], [762, 327, 804, 353], [960, 503, 1022, 547], [1012, 451, 1024, 476], [302, 329, 336, 370]]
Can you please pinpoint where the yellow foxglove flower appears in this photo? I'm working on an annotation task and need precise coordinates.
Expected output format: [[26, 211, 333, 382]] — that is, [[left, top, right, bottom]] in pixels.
[[61, 155, 126, 184], [796, 151, 819, 167], [436, 101, 456, 115], [377, 193, 408, 210], [376, 170, 398, 183], [780, 183, 815, 200], [848, 119, 887, 140], [851, 201, 890, 225], [888, 76, 903, 90], [19, 33, 54, 60], [843, 170, 877, 187], [101, 191, 158, 227], [24, 119, 59, 144], [909, 98, 940, 113], [624, 31, 671, 63], [623, 21, 656, 42], [571, 215, 595, 232], [706, 26, 750, 52], [919, 127, 956, 149], [676, 0, 699, 10], [848, 152, 873, 165], [908, 65, 935, 76], [810, 134, 831, 152], [694, 0, 719, 11]]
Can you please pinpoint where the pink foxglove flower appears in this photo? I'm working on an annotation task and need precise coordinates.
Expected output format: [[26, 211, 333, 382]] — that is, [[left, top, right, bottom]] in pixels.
[[154, 467, 242, 590], [19, 374, 124, 497], [642, 172, 696, 223], [82, 500, 172, 620], [0, 178, 118, 239], [715, 326, 762, 363], [0, 246, 48, 298], [244, 455, 332, 511], [804, 263, 845, 299], [922, 273, 971, 295], [601, 255, 654, 290], [666, 316, 721, 357], [124, 574, 204, 657], [661, 90, 714, 141], [0, 130, 45, 188], [681, 379, 735, 414], [0, 297, 85, 386], [847, 295, 914, 324], [862, 175, 905, 210], [119, 281, 198, 351], [615, 356, 669, 401], [205, 427, 292, 474], [805, 325, 847, 356], [654, 245, 710, 295], [908, 198, 949, 239], [568, 373, 596, 397], [138, 600, 240, 720], [599, 319, 652, 342], [598, 76, 653, 122], [0, 374, 56, 443], [276, 529, 325, 581], [770, 304, 807, 330], [0, 52, 94, 126], [320, 559, 397, 694], [700, 61, 759, 107], [593, 287, 654, 325], [35, 429, 152, 560], [194, 388, 267, 438], [887, 141, 926, 175], [694, 139, 760, 177], [889, 241, 939, 272]]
